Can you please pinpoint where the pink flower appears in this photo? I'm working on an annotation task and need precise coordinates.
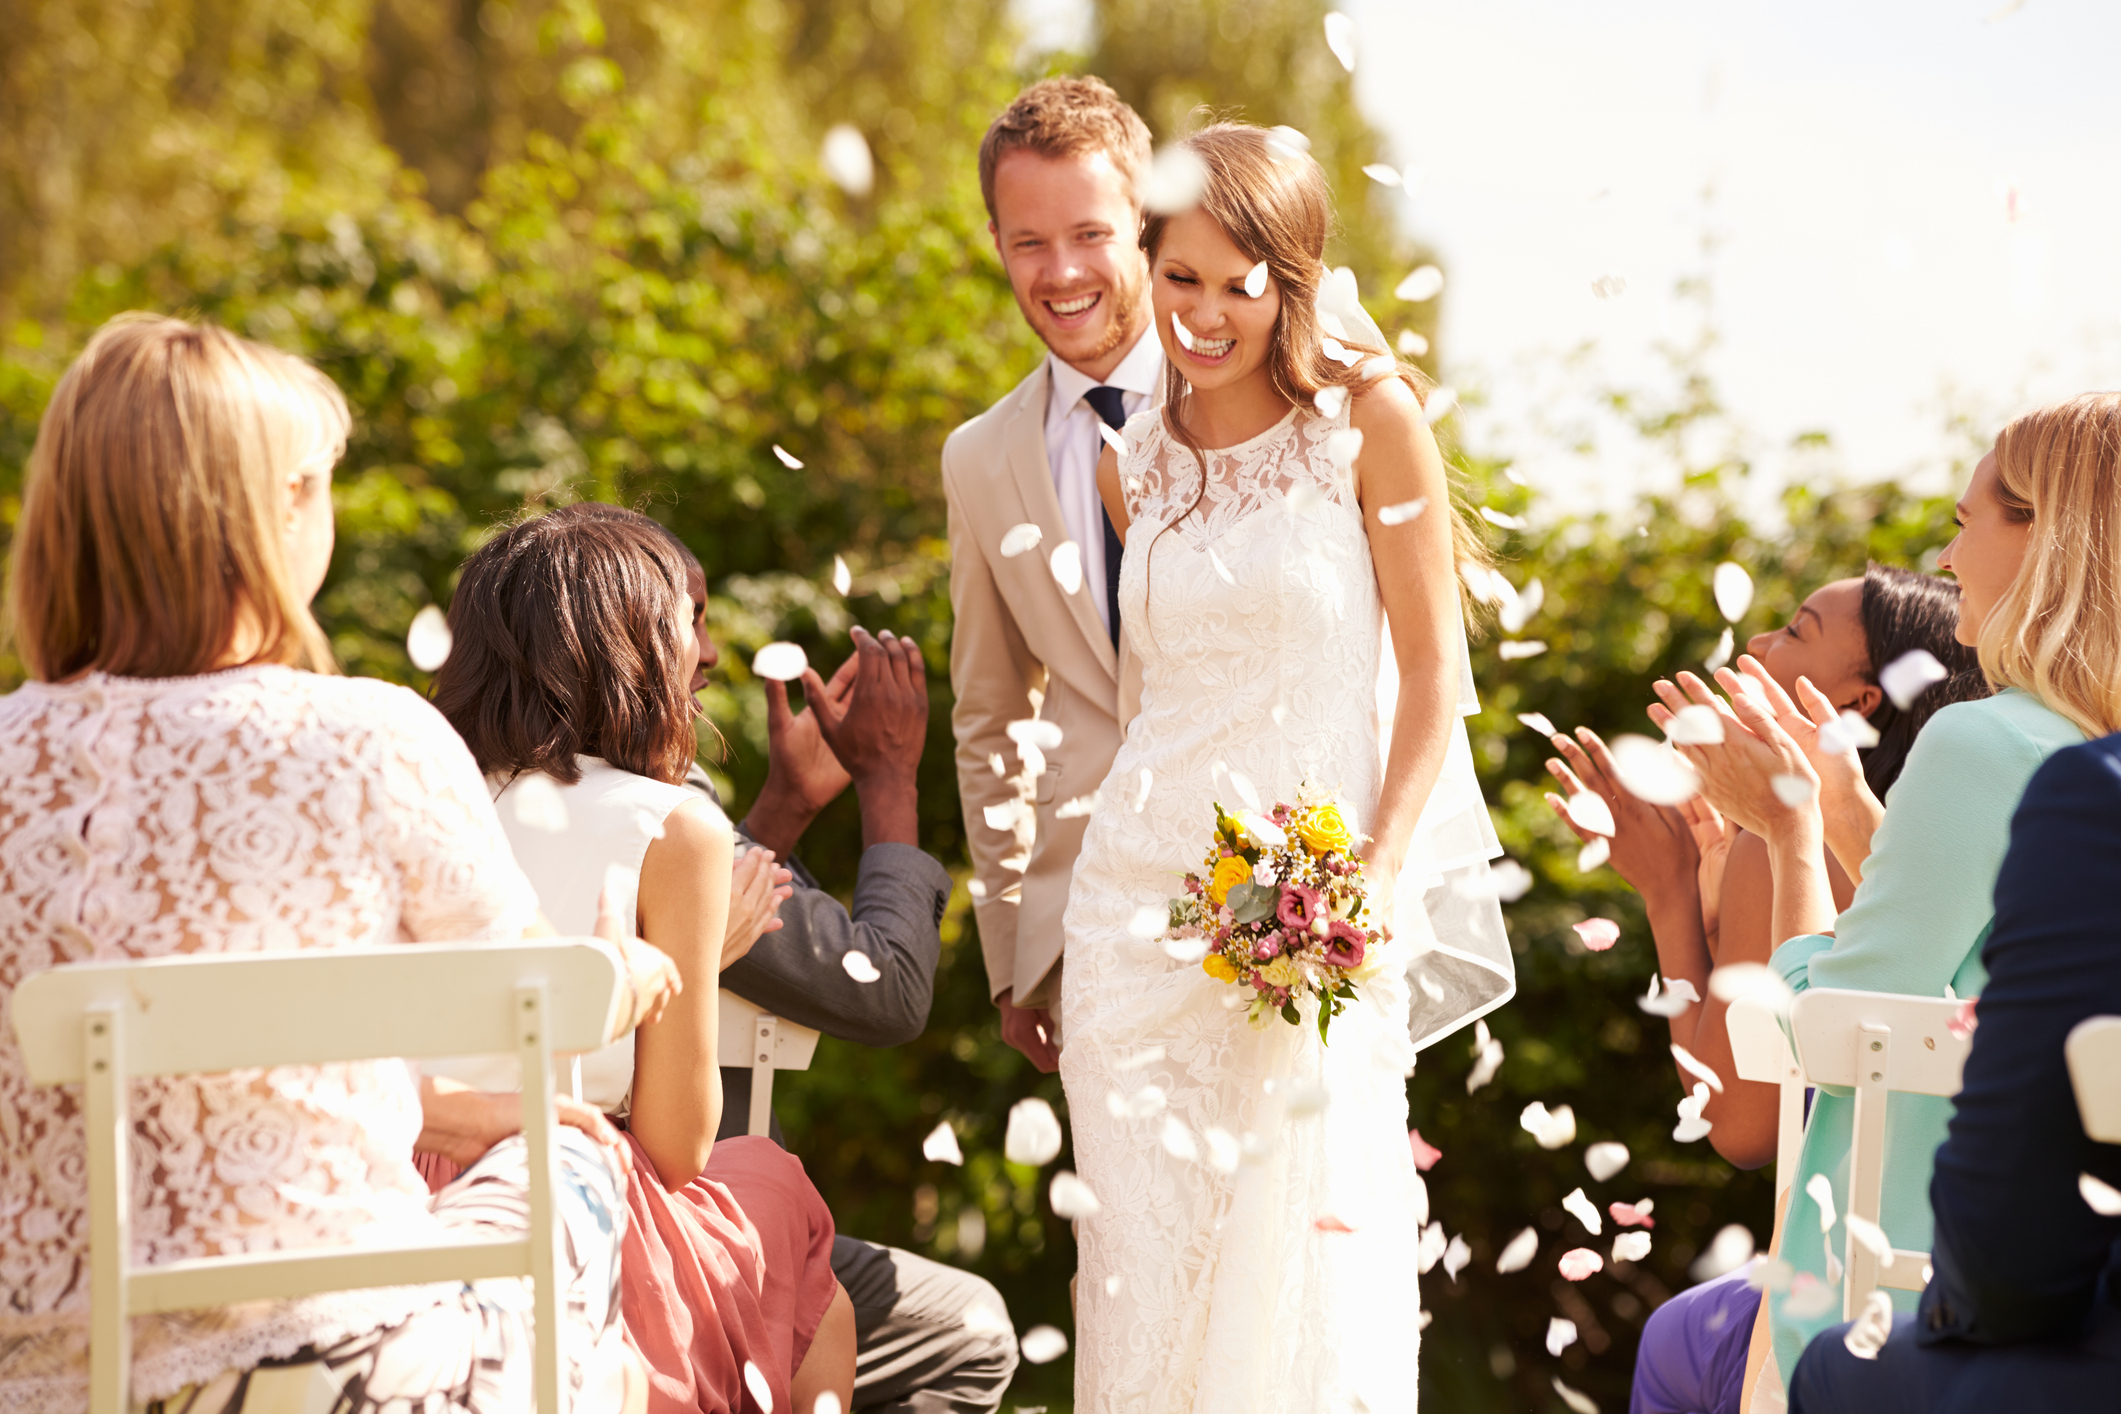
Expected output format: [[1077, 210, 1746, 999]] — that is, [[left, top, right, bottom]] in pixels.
[[1407, 1129, 1443, 1172], [1253, 933, 1284, 961], [1609, 1201, 1656, 1229], [1557, 1248, 1604, 1281], [1572, 918, 1620, 951], [1277, 883, 1323, 931], [1322, 918, 1366, 969]]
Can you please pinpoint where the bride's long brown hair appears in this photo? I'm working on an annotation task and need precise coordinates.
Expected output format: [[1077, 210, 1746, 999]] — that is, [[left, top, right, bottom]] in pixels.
[[1138, 123, 1489, 622]]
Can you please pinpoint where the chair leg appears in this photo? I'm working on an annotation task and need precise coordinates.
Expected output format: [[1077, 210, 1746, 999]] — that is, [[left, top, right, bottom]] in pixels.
[[748, 1015, 779, 1138], [85, 1004, 132, 1414], [1843, 1022, 1892, 1320], [518, 983, 563, 1414]]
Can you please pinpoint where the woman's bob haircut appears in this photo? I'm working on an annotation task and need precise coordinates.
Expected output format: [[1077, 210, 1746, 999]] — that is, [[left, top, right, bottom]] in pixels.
[[7, 312, 347, 680]]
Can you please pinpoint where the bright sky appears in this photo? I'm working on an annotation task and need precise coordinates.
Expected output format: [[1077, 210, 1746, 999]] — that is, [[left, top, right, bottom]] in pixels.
[[1016, 0, 2121, 515]]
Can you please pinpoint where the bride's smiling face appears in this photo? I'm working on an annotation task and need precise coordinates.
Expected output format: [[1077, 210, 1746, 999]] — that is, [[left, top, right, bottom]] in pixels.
[[1151, 208, 1280, 393]]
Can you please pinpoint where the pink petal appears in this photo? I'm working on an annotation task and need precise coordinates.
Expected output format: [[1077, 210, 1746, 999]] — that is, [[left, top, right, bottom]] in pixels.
[[1609, 1202, 1657, 1229], [1313, 1214, 1357, 1233], [1948, 997, 1979, 1040], [1557, 1247, 1605, 1281], [1408, 1129, 1444, 1172], [1572, 918, 1621, 951]]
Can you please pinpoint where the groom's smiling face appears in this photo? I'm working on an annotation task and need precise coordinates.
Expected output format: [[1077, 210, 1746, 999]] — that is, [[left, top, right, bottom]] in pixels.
[[989, 148, 1150, 379]]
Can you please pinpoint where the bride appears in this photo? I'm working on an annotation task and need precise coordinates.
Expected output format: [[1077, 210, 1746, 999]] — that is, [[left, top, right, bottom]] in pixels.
[[1059, 123, 1511, 1413]]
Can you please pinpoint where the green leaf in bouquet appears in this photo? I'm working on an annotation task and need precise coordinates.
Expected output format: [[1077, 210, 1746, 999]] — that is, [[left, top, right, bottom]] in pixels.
[[1226, 881, 1277, 925], [1282, 1002, 1301, 1027]]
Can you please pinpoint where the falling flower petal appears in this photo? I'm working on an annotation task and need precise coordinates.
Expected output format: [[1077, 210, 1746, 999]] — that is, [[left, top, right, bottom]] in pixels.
[[923, 1121, 963, 1165], [1443, 1234, 1472, 1280], [1397, 329, 1429, 357], [1713, 562, 1754, 622], [407, 605, 452, 672], [1518, 711, 1558, 736], [1161, 1115, 1200, 1162], [1664, 704, 1725, 746], [1553, 1376, 1600, 1414], [1244, 260, 1269, 297], [1572, 918, 1621, 953], [1565, 791, 1616, 836], [1481, 507, 1529, 531], [1327, 428, 1365, 473], [1134, 768, 1153, 812], [744, 1359, 774, 1412], [1610, 1200, 1656, 1228], [1562, 1186, 1603, 1235], [1143, 145, 1210, 214], [831, 555, 852, 595], [813, 1394, 843, 1414], [1106, 1084, 1166, 1120], [1612, 1230, 1653, 1264], [1500, 640, 1547, 661], [1843, 1289, 1896, 1360], [1007, 718, 1065, 752], [1771, 773, 1816, 807], [1127, 905, 1168, 940], [1881, 649, 1949, 709], [1362, 163, 1402, 186], [842, 951, 881, 983], [1493, 858, 1535, 902], [772, 444, 804, 470], [1522, 1102, 1578, 1150], [1577, 836, 1610, 872], [1020, 1325, 1069, 1364], [960, 1300, 1011, 1336], [1313, 385, 1349, 419], [1395, 265, 1445, 302], [1322, 11, 1357, 70], [1709, 962, 1796, 1012], [1558, 1248, 1603, 1281], [1748, 1256, 1795, 1293], [1609, 734, 1700, 805], [1049, 541, 1084, 595], [1097, 423, 1126, 456], [1162, 933, 1209, 964], [753, 642, 809, 681], [1169, 308, 1198, 353], [981, 798, 1028, 832], [1949, 997, 1979, 1039], [1004, 1098, 1064, 1167], [1690, 1224, 1757, 1280], [1265, 125, 1312, 162], [1807, 1173, 1839, 1230], [820, 124, 874, 195], [1671, 1042, 1724, 1092], [1050, 1171, 1101, 1219], [1417, 1221, 1447, 1273], [1360, 354, 1397, 382], [1408, 1129, 1443, 1171], [1673, 1081, 1713, 1141], [1547, 1317, 1579, 1356], [1844, 1213, 1894, 1268], [1817, 709, 1881, 755], [999, 523, 1043, 558], [1705, 626, 1735, 674], [1499, 578, 1545, 633], [1782, 1271, 1838, 1320], [1313, 1213, 1357, 1233], [1496, 1226, 1539, 1273], [1591, 274, 1628, 300], [1115, 1046, 1165, 1073], [2081, 1173, 2121, 1215], [1585, 1141, 1630, 1182], [1467, 1024, 1505, 1094], [510, 774, 570, 832]]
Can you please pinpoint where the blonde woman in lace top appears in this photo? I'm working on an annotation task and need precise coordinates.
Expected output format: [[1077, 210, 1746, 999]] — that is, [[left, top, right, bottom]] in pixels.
[[0, 314, 674, 1413]]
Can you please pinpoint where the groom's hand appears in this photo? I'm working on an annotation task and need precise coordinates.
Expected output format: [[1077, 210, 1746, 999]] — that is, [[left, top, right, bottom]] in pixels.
[[996, 988, 1060, 1072]]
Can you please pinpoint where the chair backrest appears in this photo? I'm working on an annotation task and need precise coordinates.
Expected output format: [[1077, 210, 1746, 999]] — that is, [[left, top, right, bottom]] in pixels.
[[1726, 993, 1807, 1207], [717, 990, 822, 1137], [13, 939, 621, 1414], [1788, 987, 1972, 1320], [2065, 1015, 2121, 1143]]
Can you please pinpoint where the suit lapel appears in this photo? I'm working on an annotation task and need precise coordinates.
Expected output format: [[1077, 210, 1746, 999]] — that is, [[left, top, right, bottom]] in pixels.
[[1003, 365, 1120, 679]]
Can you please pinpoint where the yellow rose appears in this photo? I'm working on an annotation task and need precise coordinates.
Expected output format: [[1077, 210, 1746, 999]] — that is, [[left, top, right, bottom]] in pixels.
[[1258, 955, 1302, 990], [1206, 855, 1252, 907], [1297, 803, 1354, 856], [1202, 953, 1240, 984]]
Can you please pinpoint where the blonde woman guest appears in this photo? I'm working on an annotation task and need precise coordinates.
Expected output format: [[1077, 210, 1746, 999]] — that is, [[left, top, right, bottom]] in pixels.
[[0, 314, 680, 1413], [429, 503, 856, 1414], [1663, 393, 2121, 1393]]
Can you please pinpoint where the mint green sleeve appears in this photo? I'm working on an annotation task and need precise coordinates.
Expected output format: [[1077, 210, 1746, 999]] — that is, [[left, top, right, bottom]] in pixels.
[[1786, 699, 2064, 998]]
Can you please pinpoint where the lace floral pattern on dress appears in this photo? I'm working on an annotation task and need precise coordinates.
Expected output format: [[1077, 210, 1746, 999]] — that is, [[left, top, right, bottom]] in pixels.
[[0, 667, 539, 1412]]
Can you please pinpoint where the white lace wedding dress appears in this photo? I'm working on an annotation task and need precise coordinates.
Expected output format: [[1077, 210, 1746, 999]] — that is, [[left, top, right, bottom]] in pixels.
[[1060, 399, 1438, 1414]]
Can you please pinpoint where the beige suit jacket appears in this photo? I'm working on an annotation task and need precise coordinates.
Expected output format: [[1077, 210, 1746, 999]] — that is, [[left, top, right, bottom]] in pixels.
[[945, 360, 1145, 1010]]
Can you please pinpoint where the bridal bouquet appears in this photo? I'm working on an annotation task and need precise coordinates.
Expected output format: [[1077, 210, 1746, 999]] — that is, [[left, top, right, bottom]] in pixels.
[[1162, 792, 1381, 1042]]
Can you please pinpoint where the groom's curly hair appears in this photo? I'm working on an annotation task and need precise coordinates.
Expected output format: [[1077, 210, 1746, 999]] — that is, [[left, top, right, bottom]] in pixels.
[[978, 76, 1153, 222]]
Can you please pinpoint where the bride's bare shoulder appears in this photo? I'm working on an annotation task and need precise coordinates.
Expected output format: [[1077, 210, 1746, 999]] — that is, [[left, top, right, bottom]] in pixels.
[[1347, 374, 1423, 431]]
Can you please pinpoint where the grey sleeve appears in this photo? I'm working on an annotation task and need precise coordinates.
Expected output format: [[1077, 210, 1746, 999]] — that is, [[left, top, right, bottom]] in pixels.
[[717, 841, 952, 1048]]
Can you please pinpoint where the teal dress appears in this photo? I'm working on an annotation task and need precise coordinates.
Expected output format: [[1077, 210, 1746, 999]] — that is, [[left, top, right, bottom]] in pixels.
[[1766, 688, 2084, 1379]]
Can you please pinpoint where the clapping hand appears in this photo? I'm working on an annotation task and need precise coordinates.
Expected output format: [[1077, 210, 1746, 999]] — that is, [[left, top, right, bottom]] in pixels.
[[805, 626, 929, 786], [723, 845, 794, 968], [1649, 667, 1820, 842], [764, 652, 859, 818], [1542, 726, 1702, 901]]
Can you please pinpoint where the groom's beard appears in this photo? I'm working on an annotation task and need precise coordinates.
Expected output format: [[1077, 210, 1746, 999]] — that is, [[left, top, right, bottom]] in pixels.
[[1022, 267, 1147, 368]]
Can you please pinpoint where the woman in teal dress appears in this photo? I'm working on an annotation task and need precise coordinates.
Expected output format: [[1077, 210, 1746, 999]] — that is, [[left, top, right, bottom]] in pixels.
[[1660, 392, 2121, 1394]]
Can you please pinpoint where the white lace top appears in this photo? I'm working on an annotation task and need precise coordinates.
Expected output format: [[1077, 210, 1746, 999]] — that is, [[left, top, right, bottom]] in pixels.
[[0, 666, 539, 1411]]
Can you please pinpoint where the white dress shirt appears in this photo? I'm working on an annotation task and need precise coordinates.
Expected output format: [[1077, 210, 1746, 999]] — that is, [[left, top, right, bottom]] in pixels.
[[1043, 326, 1164, 635]]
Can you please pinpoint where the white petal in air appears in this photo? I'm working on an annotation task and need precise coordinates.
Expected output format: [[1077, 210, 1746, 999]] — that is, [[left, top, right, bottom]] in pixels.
[[1161, 1115, 1200, 1162], [1326, 428, 1365, 473], [1547, 1317, 1579, 1357], [1612, 1230, 1654, 1264], [1003, 1098, 1064, 1167], [1709, 962, 1796, 1013], [1049, 1171, 1101, 1219], [1423, 386, 1459, 425], [820, 124, 874, 196], [1577, 836, 1610, 872], [744, 1359, 774, 1413], [813, 1395, 844, 1414], [1495, 1226, 1539, 1273], [772, 443, 804, 470], [1690, 1224, 1756, 1280], [1664, 704, 1725, 746], [1771, 773, 1815, 808], [1521, 1102, 1578, 1150], [1557, 1248, 1604, 1281], [1705, 626, 1735, 674], [1169, 309, 1198, 353], [1843, 1289, 1896, 1360], [1362, 163, 1402, 186], [2081, 1173, 2121, 1216], [1313, 385, 1348, 419], [1585, 1141, 1630, 1182], [1499, 578, 1545, 632], [1481, 507, 1529, 531], [1127, 905, 1169, 940], [1844, 1213, 1894, 1268], [510, 774, 569, 833], [1395, 265, 1445, 302], [1397, 329, 1429, 357], [998, 523, 1043, 558], [1553, 1377, 1600, 1414], [1019, 1325, 1069, 1364], [1322, 11, 1357, 70], [1492, 858, 1535, 902], [1573, 918, 1620, 951], [1142, 145, 1210, 215], [1134, 768, 1153, 812], [1499, 640, 1548, 661], [1807, 1172, 1840, 1230], [1265, 125, 1312, 162], [1591, 274, 1629, 299], [922, 1121, 963, 1165], [1049, 541, 1084, 595], [1671, 1042, 1725, 1093], [1443, 1234, 1472, 1280], [832, 555, 852, 595], [960, 1300, 1011, 1336], [1881, 648, 1949, 709], [1162, 933, 1210, 964], [1608, 734, 1699, 806], [407, 605, 452, 671], [981, 798, 1027, 833], [1097, 422, 1126, 456], [1713, 562, 1754, 622], [1566, 791, 1617, 836], [1562, 1186, 1603, 1235], [1007, 718, 1065, 752], [842, 951, 881, 984], [1244, 260, 1269, 297], [1115, 1045, 1165, 1073], [1817, 709, 1880, 755], [753, 642, 809, 681], [1417, 1222, 1447, 1273]]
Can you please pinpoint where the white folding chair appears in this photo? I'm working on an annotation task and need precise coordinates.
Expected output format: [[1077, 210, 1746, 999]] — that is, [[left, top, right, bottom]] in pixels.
[[2065, 1015, 2121, 1142], [1728, 992, 1809, 1208], [12, 938, 622, 1414], [1787, 988, 1973, 1319], [717, 991, 821, 1136]]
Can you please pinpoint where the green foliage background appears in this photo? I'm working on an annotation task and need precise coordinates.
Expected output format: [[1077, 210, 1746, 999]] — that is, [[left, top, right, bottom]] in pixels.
[[0, 2, 1976, 1408]]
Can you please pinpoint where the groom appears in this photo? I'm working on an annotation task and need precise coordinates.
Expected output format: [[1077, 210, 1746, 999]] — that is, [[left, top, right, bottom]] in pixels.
[[945, 76, 1160, 1069]]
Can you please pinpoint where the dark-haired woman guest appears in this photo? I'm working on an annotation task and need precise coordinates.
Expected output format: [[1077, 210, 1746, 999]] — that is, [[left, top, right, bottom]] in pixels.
[[429, 503, 854, 1414]]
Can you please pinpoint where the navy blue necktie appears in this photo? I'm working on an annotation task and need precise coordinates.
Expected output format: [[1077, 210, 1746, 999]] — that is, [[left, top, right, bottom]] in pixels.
[[1083, 385, 1128, 649]]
